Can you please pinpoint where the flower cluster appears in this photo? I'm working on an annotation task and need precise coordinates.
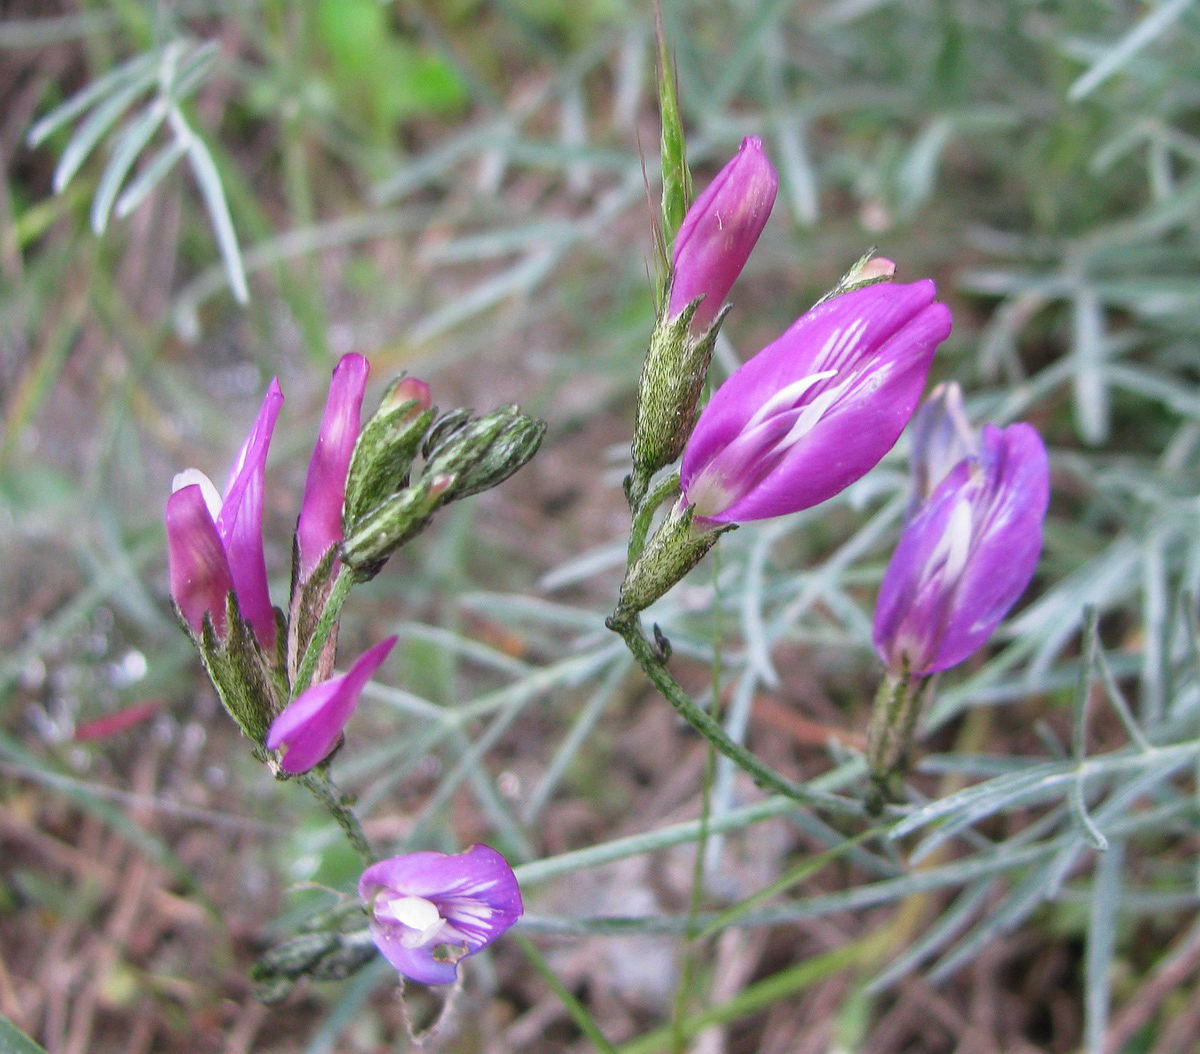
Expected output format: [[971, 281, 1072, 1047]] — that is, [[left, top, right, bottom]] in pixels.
[[617, 139, 954, 617], [166, 357, 538, 988]]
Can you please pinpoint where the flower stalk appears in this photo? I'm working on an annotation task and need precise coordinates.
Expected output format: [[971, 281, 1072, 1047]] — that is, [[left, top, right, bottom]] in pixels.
[[606, 610, 864, 818]]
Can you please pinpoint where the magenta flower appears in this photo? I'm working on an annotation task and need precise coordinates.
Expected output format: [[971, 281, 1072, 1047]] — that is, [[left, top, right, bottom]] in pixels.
[[165, 484, 236, 638], [668, 136, 778, 331], [296, 354, 370, 578], [166, 380, 284, 646], [265, 636, 397, 773], [873, 423, 1049, 676], [360, 845, 523, 985], [680, 280, 953, 524]]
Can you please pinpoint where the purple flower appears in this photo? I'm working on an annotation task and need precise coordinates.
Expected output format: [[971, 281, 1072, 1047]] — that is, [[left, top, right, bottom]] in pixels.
[[265, 636, 397, 773], [360, 845, 523, 985], [907, 381, 977, 515], [873, 423, 1049, 676], [296, 354, 370, 578], [668, 136, 778, 331], [680, 280, 953, 524], [166, 380, 284, 646]]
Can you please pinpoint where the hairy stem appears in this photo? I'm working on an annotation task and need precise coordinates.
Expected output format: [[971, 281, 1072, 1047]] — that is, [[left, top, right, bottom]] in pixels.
[[628, 471, 681, 565], [607, 612, 862, 817], [298, 770, 375, 864]]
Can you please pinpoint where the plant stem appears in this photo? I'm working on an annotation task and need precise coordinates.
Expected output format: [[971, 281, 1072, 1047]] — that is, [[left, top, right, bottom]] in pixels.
[[865, 666, 928, 814], [608, 612, 860, 816], [514, 934, 618, 1053], [628, 471, 681, 565], [298, 770, 375, 864], [292, 564, 355, 699]]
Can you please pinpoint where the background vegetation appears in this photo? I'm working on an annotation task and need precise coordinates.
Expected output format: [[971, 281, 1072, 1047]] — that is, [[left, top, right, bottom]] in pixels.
[[4, 0, 1200, 1051]]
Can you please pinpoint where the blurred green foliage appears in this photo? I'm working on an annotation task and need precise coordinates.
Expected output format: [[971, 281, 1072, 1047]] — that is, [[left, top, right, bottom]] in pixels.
[[314, 0, 469, 141]]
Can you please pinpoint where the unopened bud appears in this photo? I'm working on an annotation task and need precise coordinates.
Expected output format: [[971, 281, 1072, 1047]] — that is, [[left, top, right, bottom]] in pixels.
[[812, 249, 897, 308], [343, 375, 436, 526], [421, 406, 546, 503]]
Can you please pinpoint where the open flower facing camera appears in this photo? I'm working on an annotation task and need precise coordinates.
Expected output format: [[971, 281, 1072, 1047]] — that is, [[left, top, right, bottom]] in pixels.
[[360, 846, 523, 986]]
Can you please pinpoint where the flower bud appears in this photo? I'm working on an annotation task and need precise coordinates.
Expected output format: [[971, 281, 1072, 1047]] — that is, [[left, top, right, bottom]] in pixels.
[[296, 355, 370, 579], [628, 139, 777, 494], [873, 422, 1049, 676], [668, 136, 778, 332], [811, 251, 897, 308], [680, 280, 953, 524], [343, 375, 435, 527], [340, 476, 452, 579], [420, 406, 546, 504]]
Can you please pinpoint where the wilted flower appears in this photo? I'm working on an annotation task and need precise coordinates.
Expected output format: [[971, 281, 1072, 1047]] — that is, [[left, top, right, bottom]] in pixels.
[[668, 136, 778, 331], [360, 845, 523, 985], [873, 422, 1049, 676], [266, 636, 397, 773], [166, 380, 283, 646], [296, 354, 370, 579], [680, 280, 953, 524]]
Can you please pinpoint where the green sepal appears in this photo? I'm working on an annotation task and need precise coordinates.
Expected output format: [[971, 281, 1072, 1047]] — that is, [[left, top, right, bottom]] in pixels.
[[864, 665, 928, 814], [421, 406, 547, 503], [615, 500, 735, 617], [191, 593, 288, 748], [343, 379, 436, 526], [421, 407, 474, 458], [629, 299, 729, 502], [811, 246, 893, 309], [286, 540, 340, 685]]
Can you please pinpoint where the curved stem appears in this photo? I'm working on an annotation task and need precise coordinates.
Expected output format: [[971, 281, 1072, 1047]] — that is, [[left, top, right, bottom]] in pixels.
[[608, 613, 862, 817], [298, 770, 375, 864], [628, 471, 681, 565], [292, 564, 355, 699]]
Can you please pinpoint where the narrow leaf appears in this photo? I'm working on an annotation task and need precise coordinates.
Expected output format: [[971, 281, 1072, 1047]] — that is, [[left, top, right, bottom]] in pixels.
[[0, 1013, 49, 1054], [51, 61, 159, 192], [655, 2, 690, 295], [90, 98, 168, 233], [26, 50, 157, 147], [114, 138, 187, 218], [183, 130, 250, 304], [1069, 0, 1195, 100]]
